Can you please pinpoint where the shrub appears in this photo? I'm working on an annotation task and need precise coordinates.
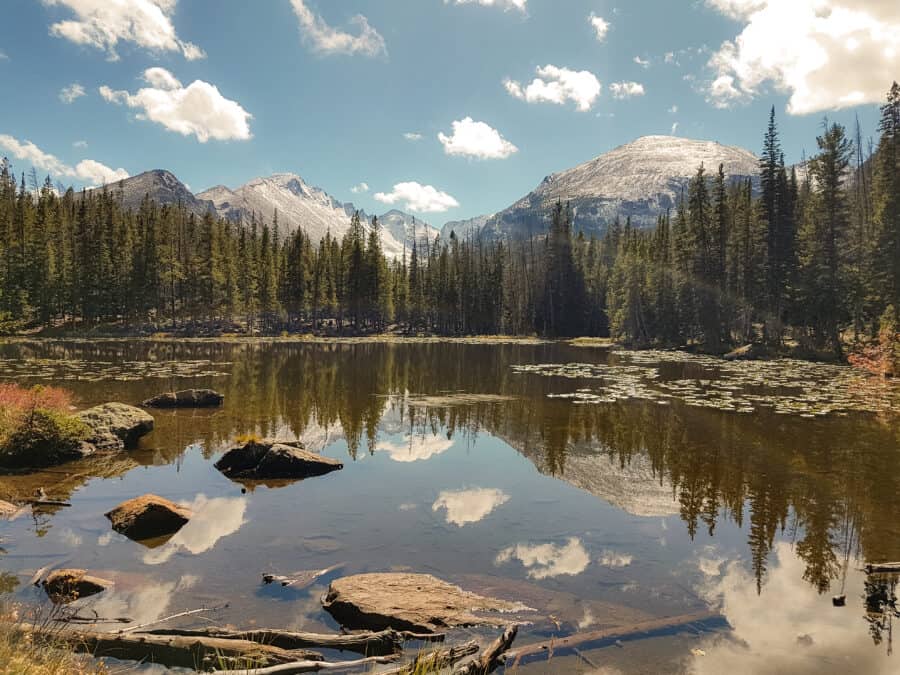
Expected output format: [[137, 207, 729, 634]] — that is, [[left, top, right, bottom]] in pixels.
[[0, 384, 88, 468], [849, 306, 900, 378]]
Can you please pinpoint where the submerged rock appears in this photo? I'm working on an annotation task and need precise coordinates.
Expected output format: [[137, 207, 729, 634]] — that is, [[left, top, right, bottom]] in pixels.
[[105, 494, 191, 542], [143, 389, 224, 408], [322, 572, 522, 633], [77, 403, 154, 452], [43, 568, 111, 604], [0, 499, 18, 518], [215, 439, 342, 481]]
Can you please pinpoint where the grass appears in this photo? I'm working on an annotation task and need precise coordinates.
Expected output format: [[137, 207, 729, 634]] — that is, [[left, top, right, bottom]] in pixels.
[[0, 603, 108, 675]]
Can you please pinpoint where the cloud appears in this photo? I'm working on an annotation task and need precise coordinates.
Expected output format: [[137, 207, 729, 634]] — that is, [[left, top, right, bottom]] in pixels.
[[432, 488, 510, 526], [599, 549, 634, 568], [374, 182, 460, 213], [438, 117, 518, 160], [0, 50, 9, 61], [495, 537, 590, 579], [633, 55, 650, 68], [59, 82, 86, 104], [504, 64, 602, 112], [609, 81, 646, 99], [289, 0, 386, 57], [43, 0, 204, 61], [0, 133, 128, 186], [589, 13, 610, 41], [669, 104, 679, 113], [403, 132, 423, 141], [665, 51, 677, 64], [705, 0, 900, 114], [446, 0, 527, 12], [143, 495, 247, 565], [350, 182, 369, 194], [375, 433, 454, 461], [73, 140, 88, 149], [100, 67, 252, 143], [671, 122, 680, 135]]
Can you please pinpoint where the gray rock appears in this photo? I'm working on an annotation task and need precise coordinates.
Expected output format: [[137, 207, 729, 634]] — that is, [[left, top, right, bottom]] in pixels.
[[143, 389, 224, 408], [322, 572, 521, 633], [77, 403, 154, 451], [215, 439, 342, 481]]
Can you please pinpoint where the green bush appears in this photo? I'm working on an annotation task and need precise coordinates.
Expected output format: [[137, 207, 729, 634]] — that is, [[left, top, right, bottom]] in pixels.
[[0, 409, 90, 468]]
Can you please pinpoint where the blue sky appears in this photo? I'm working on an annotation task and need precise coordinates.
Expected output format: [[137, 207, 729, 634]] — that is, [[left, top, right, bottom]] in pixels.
[[0, 0, 896, 224]]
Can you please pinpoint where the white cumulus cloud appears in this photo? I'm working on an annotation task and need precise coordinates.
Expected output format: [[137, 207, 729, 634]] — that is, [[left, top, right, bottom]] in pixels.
[[403, 132, 423, 141], [496, 537, 590, 579], [350, 182, 369, 194], [504, 64, 602, 112], [289, 0, 386, 57], [589, 13, 610, 41], [100, 67, 252, 143], [634, 55, 651, 68], [446, 0, 527, 12], [0, 133, 128, 186], [599, 549, 634, 568], [73, 140, 88, 149], [609, 81, 646, 99], [438, 117, 518, 160], [705, 0, 900, 114], [375, 434, 454, 461], [59, 82, 86, 104], [432, 488, 510, 526], [43, 0, 204, 61], [375, 182, 460, 213]]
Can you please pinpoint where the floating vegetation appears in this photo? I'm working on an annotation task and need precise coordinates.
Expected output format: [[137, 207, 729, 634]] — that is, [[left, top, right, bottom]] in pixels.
[[0, 358, 230, 382], [513, 352, 900, 418], [407, 393, 516, 407]]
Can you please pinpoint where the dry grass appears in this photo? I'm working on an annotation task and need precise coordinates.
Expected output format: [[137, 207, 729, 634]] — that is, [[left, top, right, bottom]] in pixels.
[[0, 604, 108, 675]]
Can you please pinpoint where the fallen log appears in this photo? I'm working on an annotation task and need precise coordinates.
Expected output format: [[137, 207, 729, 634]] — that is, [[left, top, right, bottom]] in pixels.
[[504, 609, 722, 665], [453, 625, 517, 675], [119, 603, 228, 634], [377, 640, 479, 675], [865, 562, 900, 574], [143, 627, 408, 656], [18, 623, 323, 670], [210, 654, 400, 675]]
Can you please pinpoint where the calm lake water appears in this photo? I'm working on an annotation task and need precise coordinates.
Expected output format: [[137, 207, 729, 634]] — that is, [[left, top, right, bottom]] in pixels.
[[0, 339, 898, 674]]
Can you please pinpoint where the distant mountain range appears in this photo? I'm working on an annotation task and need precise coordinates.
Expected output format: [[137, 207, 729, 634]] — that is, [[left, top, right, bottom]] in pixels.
[[95, 135, 761, 254], [479, 135, 760, 239]]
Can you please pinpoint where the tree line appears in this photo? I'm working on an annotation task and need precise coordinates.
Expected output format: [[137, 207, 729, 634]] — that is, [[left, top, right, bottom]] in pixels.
[[1, 84, 898, 355]]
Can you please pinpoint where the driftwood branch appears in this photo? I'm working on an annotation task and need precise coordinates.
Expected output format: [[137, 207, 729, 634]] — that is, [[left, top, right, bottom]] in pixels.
[[453, 625, 517, 675], [210, 654, 400, 675], [866, 562, 900, 574], [504, 609, 721, 664], [119, 603, 228, 634], [377, 639, 479, 675], [262, 564, 344, 589], [143, 627, 408, 656], [19, 623, 323, 670]]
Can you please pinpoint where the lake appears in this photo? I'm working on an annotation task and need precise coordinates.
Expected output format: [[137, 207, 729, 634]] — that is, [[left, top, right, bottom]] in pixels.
[[0, 338, 898, 674]]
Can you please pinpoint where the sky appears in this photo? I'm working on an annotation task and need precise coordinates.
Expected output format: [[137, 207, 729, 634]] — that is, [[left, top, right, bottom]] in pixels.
[[0, 0, 897, 225]]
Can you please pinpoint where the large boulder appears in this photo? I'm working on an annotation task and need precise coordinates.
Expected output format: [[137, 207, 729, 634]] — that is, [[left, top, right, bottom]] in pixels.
[[322, 573, 522, 633], [215, 439, 342, 481], [42, 568, 111, 604], [143, 389, 224, 408], [77, 403, 154, 452], [105, 494, 191, 542]]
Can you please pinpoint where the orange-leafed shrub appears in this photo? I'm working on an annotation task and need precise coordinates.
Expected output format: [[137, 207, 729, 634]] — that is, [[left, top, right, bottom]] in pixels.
[[0, 384, 87, 468]]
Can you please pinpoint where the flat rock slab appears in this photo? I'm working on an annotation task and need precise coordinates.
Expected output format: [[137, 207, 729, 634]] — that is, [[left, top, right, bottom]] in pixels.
[[215, 439, 342, 481], [43, 568, 111, 604], [322, 573, 523, 633], [105, 494, 191, 542], [77, 403, 154, 452], [143, 389, 224, 408]]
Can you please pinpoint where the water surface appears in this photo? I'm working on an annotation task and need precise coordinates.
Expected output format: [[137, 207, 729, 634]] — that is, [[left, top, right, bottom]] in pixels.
[[0, 339, 897, 673]]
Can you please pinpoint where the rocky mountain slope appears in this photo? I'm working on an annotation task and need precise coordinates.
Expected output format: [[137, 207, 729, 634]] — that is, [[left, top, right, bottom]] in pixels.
[[481, 135, 760, 239], [100, 169, 216, 217]]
